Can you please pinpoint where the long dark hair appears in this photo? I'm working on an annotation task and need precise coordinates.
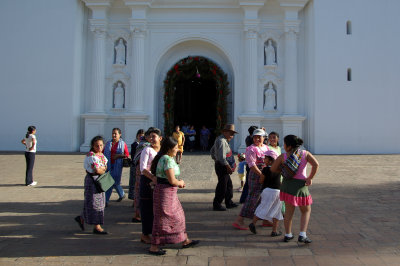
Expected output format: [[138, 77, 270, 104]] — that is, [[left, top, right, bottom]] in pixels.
[[269, 131, 280, 146], [136, 129, 145, 138], [26, 126, 36, 138], [150, 136, 178, 175], [284, 134, 303, 150], [90, 136, 104, 152]]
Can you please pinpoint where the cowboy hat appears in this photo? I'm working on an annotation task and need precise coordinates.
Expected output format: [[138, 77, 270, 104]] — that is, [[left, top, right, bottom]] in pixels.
[[222, 124, 238, 134]]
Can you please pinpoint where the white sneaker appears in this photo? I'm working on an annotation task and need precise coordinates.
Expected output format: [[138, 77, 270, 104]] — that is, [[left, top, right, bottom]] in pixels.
[[28, 181, 37, 186]]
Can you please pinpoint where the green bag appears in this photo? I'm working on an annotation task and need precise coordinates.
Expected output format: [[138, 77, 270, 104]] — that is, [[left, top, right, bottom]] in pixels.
[[94, 172, 114, 192]]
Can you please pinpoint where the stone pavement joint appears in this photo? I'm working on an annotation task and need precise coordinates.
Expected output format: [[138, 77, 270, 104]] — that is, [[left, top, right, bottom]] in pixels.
[[0, 153, 400, 265]]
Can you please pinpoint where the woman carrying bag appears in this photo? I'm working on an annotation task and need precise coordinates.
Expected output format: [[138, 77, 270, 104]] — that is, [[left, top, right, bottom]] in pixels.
[[75, 136, 109, 234], [271, 134, 319, 243]]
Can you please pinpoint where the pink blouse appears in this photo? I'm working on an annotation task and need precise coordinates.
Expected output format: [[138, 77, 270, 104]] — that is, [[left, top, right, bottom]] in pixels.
[[139, 146, 157, 174], [245, 144, 269, 168], [283, 150, 308, 180]]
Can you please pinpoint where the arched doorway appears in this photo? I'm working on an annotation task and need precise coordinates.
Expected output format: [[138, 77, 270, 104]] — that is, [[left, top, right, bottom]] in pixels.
[[174, 77, 217, 130], [163, 56, 230, 149]]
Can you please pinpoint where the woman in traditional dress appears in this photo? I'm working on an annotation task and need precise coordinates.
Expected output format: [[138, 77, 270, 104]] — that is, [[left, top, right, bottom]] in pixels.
[[148, 137, 199, 255], [131, 130, 151, 223], [74, 136, 108, 234], [104, 128, 129, 205], [139, 128, 162, 244], [172, 125, 185, 164], [129, 129, 144, 209], [271, 135, 319, 243], [232, 129, 270, 230], [21, 125, 37, 186]]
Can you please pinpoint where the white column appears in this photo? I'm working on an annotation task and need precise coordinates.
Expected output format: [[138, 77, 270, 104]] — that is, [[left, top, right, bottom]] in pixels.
[[89, 19, 107, 113], [243, 27, 259, 114], [283, 20, 300, 115], [128, 25, 146, 113]]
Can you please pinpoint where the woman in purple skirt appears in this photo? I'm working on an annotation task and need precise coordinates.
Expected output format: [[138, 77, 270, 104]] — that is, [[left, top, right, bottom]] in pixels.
[[74, 136, 108, 234]]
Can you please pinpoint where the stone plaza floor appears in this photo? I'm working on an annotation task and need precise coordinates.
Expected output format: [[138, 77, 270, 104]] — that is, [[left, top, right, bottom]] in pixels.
[[0, 152, 400, 265]]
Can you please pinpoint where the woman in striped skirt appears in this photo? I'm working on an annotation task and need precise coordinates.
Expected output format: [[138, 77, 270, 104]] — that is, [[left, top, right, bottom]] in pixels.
[[148, 137, 199, 255], [232, 129, 270, 230], [75, 136, 108, 234]]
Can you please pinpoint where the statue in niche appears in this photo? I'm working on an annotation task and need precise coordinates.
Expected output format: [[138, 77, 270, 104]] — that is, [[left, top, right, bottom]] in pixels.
[[113, 82, 125, 109], [264, 39, 276, 66], [264, 82, 276, 111], [114, 39, 126, 65]]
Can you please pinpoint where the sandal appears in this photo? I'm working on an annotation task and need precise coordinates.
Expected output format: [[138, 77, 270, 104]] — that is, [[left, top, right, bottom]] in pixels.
[[182, 240, 200, 249], [74, 216, 85, 231], [232, 222, 248, 230], [249, 223, 257, 234], [148, 249, 166, 256], [271, 231, 282, 237]]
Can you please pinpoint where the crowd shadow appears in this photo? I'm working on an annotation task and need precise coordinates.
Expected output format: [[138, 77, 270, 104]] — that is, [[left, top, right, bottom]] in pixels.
[[0, 180, 400, 258]]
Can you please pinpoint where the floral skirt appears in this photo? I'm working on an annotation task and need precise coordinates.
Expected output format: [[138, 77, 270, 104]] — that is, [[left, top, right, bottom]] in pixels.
[[151, 184, 186, 245]]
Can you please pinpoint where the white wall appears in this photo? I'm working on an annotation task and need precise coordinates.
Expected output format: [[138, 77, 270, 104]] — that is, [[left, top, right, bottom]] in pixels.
[[0, 0, 85, 151], [313, 0, 400, 154]]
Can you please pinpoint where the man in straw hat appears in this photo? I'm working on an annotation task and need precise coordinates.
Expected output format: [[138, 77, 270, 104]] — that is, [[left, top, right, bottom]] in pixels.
[[210, 124, 239, 211]]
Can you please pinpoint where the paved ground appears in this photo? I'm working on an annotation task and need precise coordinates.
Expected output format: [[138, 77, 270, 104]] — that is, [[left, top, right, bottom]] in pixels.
[[0, 152, 400, 265]]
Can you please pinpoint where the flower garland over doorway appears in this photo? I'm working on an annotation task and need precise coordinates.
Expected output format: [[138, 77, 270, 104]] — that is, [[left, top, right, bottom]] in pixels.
[[163, 56, 230, 136]]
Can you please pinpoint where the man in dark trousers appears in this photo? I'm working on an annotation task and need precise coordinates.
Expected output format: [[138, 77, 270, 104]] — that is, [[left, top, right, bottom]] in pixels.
[[211, 124, 239, 211]]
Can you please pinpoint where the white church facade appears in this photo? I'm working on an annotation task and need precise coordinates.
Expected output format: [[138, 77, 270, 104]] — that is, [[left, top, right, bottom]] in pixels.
[[1, 0, 399, 154]]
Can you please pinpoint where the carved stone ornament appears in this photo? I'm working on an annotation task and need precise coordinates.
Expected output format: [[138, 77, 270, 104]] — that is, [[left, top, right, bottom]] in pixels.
[[113, 81, 125, 109], [264, 39, 277, 66], [114, 39, 126, 65], [264, 82, 277, 111]]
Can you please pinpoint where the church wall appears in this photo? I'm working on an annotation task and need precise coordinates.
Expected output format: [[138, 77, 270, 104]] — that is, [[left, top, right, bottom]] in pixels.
[[313, 0, 400, 154], [0, 0, 85, 151]]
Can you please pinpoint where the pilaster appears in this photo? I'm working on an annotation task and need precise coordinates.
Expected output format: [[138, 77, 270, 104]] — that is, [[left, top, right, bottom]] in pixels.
[[240, 2, 264, 115], [124, 0, 151, 113], [80, 0, 110, 151], [89, 19, 108, 113], [278, 0, 309, 139]]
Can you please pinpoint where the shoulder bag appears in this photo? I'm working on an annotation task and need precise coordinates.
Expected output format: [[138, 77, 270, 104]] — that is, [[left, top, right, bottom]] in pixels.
[[94, 172, 115, 192]]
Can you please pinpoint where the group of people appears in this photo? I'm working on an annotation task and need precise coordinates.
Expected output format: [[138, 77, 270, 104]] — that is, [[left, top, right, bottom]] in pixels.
[[210, 124, 319, 243], [179, 123, 212, 152], [21, 121, 319, 254], [74, 127, 199, 255]]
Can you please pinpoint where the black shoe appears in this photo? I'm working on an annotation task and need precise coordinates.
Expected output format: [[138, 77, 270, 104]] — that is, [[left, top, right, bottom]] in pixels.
[[131, 217, 141, 223], [226, 203, 238, 209], [148, 249, 166, 256], [213, 205, 227, 211], [105, 202, 109, 207], [93, 229, 108, 235], [74, 216, 85, 231], [249, 223, 257, 234], [298, 236, 312, 243], [284, 235, 294, 242], [117, 194, 126, 202], [182, 240, 200, 249], [271, 231, 282, 237]]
